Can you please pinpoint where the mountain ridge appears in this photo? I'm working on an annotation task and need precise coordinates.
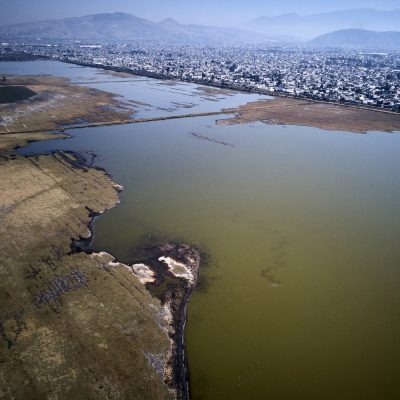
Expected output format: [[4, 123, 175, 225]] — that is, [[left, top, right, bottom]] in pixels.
[[0, 12, 293, 45], [247, 8, 400, 39], [309, 28, 400, 50]]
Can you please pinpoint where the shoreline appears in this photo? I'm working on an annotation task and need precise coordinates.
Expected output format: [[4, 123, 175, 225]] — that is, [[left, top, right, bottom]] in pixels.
[[0, 66, 206, 399], [0, 145, 201, 400], [59, 58, 400, 116], [2, 110, 231, 135], [0, 68, 204, 398], [0, 150, 179, 398], [65, 150, 200, 400], [120, 242, 202, 400], [1, 66, 399, 139], [85, 249, 199, 400]]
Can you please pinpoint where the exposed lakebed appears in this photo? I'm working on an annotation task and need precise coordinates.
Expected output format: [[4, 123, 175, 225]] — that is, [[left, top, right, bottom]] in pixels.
[[7, 60, 400, 399]]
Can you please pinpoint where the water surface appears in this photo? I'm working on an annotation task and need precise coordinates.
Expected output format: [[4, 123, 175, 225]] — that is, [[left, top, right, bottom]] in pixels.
[[2, 60, 267, 118], [8, 61, 400, 400]]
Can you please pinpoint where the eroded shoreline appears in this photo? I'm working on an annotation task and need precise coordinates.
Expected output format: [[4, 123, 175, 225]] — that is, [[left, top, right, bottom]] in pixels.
[[71, 187, 203, 400], [0, 146, 202, 399], [84, 241, 202, 400], [0, 70, 205, 399], [1, 67, 399, 399], [1, 70, 400, 141]]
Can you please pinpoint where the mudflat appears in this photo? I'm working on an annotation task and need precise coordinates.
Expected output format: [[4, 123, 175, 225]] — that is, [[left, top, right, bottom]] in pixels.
[[220, 98, 400, 133], [0, 75, 134, 135]]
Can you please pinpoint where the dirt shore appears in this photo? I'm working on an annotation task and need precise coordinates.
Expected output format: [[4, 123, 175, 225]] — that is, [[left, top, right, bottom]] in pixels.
[[0, 151, 177, 400], [0, 75, 134, 135], [220, 98, 400, 133], [0, 72, 202, 399]]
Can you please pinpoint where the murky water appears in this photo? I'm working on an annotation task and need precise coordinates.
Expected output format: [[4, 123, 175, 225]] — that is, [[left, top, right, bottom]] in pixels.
[[6, 61, 400, 399], [1, 60, 268, 118]]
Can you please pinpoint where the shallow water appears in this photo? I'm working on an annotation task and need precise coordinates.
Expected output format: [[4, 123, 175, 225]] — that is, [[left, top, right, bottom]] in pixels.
[[7, 61, 400, 399], [1, 60, 268, 118]]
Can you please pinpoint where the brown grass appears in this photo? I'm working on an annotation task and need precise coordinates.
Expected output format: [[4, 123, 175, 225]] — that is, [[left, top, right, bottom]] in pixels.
[[219, 98, 400, 133], [0, 153, 173, 400], [0, 75, 134, 135]]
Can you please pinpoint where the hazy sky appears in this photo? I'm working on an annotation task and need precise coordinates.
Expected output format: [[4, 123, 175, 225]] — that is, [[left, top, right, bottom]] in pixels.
[[1, 0, 399, 26]]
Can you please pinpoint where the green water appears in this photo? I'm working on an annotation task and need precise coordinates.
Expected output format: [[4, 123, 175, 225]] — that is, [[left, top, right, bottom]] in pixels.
[[13, 61, 400, 399], [99, 124, 400, 400]]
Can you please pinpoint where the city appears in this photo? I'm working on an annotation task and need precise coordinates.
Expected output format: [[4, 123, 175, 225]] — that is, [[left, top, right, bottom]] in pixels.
[[2, 41, 400, 111]]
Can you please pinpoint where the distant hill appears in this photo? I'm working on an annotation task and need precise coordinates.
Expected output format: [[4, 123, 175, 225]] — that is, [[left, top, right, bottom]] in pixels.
[[0, 12, 290, 45], [309, 29, 400, 50], [247, 8, 400, 39]]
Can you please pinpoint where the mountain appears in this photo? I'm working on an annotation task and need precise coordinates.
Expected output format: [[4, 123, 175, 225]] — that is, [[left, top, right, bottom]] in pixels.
[[309, 29, 400, 50], [247, 8, 400, 40], [0, 12, 289, 45]]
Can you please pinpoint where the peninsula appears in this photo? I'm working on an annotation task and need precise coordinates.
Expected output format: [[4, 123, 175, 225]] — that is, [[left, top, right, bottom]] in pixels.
[[0, 75, 201, 400]]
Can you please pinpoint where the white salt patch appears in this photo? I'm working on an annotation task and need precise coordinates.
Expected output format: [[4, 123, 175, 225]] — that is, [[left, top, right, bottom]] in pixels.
[[158, 256, 194, 284], [90, 252, 156, 284], [131, 263, 156, 284]]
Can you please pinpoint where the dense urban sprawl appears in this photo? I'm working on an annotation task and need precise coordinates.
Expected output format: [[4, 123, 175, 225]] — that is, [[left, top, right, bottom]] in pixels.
[[1, 41, 400, 111]]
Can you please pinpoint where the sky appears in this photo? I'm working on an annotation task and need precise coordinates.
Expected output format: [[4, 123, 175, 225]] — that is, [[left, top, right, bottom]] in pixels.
[[1, 0, 399, 26]]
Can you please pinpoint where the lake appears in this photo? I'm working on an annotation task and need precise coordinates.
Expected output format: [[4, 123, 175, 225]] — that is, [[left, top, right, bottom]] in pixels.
[[5, 60, 400, 399]]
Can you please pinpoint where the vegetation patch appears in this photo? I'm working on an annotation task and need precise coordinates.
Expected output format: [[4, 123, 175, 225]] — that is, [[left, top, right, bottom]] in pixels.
[[0, 152, 174, 400], [220, 98, 400, 133], [0, 85, 37, 104], [0, 75, 135, 134]]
